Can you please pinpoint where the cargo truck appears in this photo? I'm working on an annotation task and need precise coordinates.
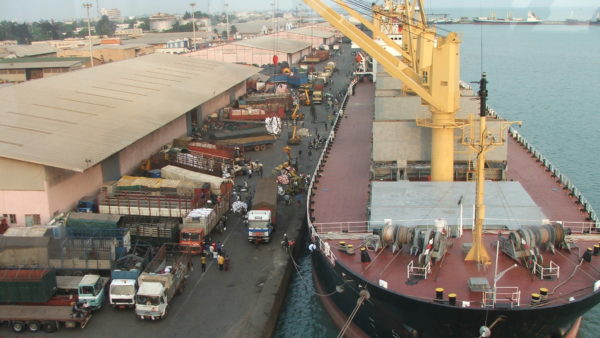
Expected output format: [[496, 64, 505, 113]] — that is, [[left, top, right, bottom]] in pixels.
[[0, 269, 95, 333], [135, 244, 191, 320], [109, 245, 153, 309], [180, 202, 229, 254], [247, 178, 278, 244]]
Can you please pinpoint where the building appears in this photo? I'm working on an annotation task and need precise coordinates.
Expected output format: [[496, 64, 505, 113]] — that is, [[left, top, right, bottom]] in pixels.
[[0, 57, 89, 83], [189, 36, 312, 66], [149, 13, 178, 32], [32, 38, 102, 50], [121, 32, 216, 50], [272, 27, 336, 48], [57, 43, 155, 63], [0, 53, 260, 227], [100, 8, 122, 22]]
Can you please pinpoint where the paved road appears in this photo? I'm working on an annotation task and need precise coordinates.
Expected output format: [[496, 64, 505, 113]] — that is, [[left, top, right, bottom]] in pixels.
[[0, 42, 357, 338]]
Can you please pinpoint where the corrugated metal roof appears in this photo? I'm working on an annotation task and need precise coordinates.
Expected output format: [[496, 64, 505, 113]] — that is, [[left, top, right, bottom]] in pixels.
[[0, 44, 57, 57], [369, 181, 547, 229], [288, 27, 335, 39], [0, 53, 260, 172], [0, 59, 83, 70], [121, 32, 215, 45], [233, 36, 311, 53]]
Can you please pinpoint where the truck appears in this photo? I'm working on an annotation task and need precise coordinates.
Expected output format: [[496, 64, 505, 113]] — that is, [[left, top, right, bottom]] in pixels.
[[59, 275, 107, 310], [180, 202, 229, 254], [0, 304, 91, 333], [119, 215, 181, 248], [214, 134, 278, 152], [0, 269, 99, 333], [135, 244, 191, 320], [109, 245, 153, 309], [98, 176, 205, 218], [247, 178, 278, 244], [325, 61, 336, 73]]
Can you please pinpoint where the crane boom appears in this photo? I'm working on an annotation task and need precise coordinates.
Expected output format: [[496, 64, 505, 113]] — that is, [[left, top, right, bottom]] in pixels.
[[301, 0, 462, 181]]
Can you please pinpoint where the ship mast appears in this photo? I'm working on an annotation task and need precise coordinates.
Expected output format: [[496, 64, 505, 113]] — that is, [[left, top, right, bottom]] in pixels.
[[465, 73, 491, 265]]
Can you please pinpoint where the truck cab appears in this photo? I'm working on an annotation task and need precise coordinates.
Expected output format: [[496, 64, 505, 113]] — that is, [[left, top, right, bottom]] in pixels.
[[135, 282, 168, 320], [312, 91, 323, 104], [78, 275, 107, 310], [109, 279, 137, 308], [247, 210, 274, 244], [179, 227, 206, 255]]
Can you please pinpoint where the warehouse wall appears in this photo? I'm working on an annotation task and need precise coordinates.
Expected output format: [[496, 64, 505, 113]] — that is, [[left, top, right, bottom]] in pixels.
[[45, 164, 103, 224], [118, 115, 187, 176], [0, 190, 49, 227]]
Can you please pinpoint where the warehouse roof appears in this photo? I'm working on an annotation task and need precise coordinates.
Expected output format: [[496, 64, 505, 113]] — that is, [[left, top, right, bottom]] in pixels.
[[0, 53, 260, 172], [0, 44, 57, 58], [288, 27, 335, 39], [0, 57, 86, 70], [233, 36, 311, 53]]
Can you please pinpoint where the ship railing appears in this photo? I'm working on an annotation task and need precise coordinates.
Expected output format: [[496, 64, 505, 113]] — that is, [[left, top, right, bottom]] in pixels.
[[533, 260, 560, 280], [483, 286, 521, 309], [313, 222, 370, 234], [407, 260, 431, 280], [508, 126, 599, 228], [561, 221, 599, 234]]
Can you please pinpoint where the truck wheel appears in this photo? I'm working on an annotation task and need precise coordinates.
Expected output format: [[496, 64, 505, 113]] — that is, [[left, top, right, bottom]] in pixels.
[[162, 307, 168, 320], [253, 145, 260, 152], [27, 320, 41, 332], [11, 321, 26, 333], [42, 321, 58, 333], [260, 144, 266, 151]]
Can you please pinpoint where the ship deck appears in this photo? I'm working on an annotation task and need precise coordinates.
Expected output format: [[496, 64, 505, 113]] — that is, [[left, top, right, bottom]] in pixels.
[[310, 80, 600, 309]]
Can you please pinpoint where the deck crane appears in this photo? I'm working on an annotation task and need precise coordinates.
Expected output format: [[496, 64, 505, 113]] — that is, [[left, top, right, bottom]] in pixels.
[[301, 0, 463, 182]]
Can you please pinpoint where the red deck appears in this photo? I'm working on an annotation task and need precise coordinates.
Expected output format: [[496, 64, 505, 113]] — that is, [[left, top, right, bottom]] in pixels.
[[312, 81, 374, 225], [310, 81, 600, 309]]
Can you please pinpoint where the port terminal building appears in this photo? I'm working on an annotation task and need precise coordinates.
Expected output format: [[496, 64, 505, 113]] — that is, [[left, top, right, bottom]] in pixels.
[[0, 53, 259, 227]]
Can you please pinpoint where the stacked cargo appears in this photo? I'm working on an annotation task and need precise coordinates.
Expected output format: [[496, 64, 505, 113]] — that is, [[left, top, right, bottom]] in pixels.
[[98, 176, 202, 218], [118, 215, 180, 247]]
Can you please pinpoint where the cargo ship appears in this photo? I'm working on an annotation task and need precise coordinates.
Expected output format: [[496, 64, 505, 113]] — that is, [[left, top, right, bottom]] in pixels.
[[473, 11, 542, 24], [302, 0, 600, 337]]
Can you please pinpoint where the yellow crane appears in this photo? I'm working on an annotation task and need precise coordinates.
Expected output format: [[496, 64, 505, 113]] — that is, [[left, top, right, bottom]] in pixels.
[[302, 0, 462, 182], [287, 104, 302, 145]]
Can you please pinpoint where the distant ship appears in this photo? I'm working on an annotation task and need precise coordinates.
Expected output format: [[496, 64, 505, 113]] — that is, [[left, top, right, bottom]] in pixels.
[[474, 11, 542, 24]]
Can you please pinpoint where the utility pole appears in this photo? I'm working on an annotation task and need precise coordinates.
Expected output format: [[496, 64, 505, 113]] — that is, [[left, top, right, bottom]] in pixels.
[[225, 3, 229, 40], [83, 2, 94, 67], [190, 2, 196, 50], [271, 2, 275, 33]]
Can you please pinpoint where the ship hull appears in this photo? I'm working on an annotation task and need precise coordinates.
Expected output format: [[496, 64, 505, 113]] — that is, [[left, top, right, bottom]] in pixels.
[[312, 249, 600, 338]]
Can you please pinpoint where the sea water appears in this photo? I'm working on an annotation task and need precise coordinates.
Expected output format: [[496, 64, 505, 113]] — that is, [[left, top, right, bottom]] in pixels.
[[275, 23, 600, 338]]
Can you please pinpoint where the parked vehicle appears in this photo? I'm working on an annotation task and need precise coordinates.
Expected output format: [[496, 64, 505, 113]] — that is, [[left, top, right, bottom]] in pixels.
[[214, 135, 277, 152], [247, 178, 278, 244], [135, 244, 191, 320], [109, 245, 153, 309], [180, 202, 229, 254], [0, 304, 92, 333]]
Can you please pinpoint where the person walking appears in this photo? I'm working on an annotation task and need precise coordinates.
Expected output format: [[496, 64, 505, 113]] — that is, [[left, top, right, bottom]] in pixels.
[[308, 149, 312, 159], [200, 254, 207, 273], [258, 162, 263, 176], [217, 254, 225, 271]]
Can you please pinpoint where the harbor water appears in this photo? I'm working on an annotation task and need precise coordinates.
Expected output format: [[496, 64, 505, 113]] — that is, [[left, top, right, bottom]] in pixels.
[[275, 23, 600, 337]]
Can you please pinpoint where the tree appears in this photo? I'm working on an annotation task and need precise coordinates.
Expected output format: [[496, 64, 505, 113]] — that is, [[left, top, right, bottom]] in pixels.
[[230, 25, 237, 36], [95, 15, 116, 36], [221, 30, 227, 40], [139, 18, 150, 31], [183, 11, 191, 20]]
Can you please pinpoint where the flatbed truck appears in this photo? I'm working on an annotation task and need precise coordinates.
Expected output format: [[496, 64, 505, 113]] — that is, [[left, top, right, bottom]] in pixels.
[[0, 305, 91, 333]]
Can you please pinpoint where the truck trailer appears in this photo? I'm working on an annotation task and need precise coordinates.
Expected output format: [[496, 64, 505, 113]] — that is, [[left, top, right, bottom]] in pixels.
[[247, 178, 278, 244]]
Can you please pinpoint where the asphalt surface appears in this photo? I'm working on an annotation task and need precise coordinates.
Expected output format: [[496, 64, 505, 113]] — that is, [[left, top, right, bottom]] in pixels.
[[0, 42, 356, 338]]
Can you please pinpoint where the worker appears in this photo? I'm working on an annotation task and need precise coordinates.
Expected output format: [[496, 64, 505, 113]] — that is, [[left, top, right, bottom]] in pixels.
[[200, 254, 207, 273], [217, 254, 225, 271]]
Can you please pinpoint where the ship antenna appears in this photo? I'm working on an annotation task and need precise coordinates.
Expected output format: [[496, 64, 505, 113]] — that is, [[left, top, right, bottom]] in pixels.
[[479, 0, 484, 74]]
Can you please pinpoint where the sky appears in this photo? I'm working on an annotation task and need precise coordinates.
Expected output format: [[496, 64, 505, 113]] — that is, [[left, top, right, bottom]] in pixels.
[[0, 0, 598, 22]]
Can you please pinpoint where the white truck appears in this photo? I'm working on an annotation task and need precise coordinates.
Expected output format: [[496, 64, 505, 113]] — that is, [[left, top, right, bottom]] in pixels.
[[135, 244, 191, 320]]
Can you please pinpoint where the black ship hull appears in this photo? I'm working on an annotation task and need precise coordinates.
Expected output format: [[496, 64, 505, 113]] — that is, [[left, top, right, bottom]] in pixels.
[[311, 249, 600, 338]]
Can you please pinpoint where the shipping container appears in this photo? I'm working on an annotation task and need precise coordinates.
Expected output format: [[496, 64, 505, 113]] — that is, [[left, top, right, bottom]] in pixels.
[[0, 269, 57, 304]]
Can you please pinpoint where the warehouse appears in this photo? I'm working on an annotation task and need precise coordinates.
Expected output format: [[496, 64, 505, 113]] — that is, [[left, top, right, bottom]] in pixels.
[[0, 53, 259, 226], [272, 27, 337, 49], [0, 57, 90, 83], [189, 36, 311, 66]]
